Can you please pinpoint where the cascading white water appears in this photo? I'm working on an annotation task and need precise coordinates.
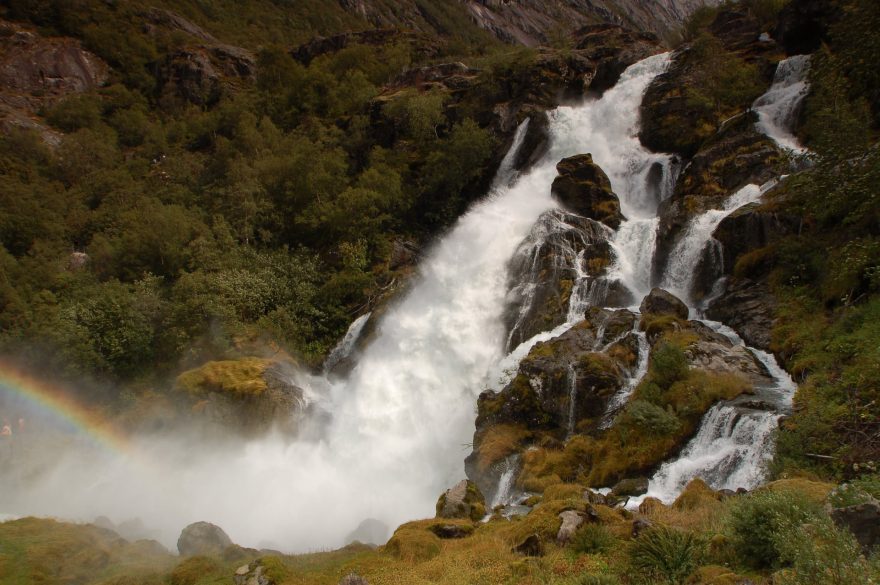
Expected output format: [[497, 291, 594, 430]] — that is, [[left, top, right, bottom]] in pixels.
[[323, 312, 372, 374], [660, 182, 772, 304], [634, 57, 810, 502], [489, 454, 521, 510], [753, 54, 811, 153], [4, 54, 677, 553], [599, 327, 649, 428]]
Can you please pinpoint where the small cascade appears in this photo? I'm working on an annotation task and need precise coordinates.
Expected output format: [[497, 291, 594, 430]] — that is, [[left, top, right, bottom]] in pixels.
[[660, 182, 770, 304], [753, 54, 811, 153], [566, 364, 578, 438], [599, 326, 649, 428], [323, 312, 372, 374], [489, 454, 522, 510]]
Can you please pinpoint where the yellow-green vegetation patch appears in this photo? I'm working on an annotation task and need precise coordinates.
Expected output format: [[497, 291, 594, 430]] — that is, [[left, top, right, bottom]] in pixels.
[[474, 424, 530, 471], [176, 357, 273, 397], [673, 478, 721, 511], [168, 556, 225, 585], [761, 478, 835, 503], [384, 520, 443, 562]]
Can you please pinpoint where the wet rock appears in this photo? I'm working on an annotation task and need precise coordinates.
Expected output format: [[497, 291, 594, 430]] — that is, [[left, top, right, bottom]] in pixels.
[[389, 238, 420, 271], [436, 480, 486, 522], [640, 288, 689, 319], [513, 112, 550, 172], [345, 518, 390, 546], [503, 210, 619, 349], [178, 521, 233, 557], [612, 477, 649, 497], [683, 321, 771, 383], [632, 518, 653, 538], [551, 154, 624, 229], [830, 501, 880, 555], [338, 573, 369, 585], [513, 533, 544, 556], [705, 278, 777, 350], [713, 203, 800, 274], [429, 523, 475, 539], [480, 313, 634, 436], [557, 510, 585, 545]]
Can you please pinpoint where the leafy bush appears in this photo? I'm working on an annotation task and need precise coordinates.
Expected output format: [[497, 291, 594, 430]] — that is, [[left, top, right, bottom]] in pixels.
[[828, 474, 880, 508], [725, 489, 822, 568], [621, 400, 680, 435], [571, 524, 616, 555], [628, 526, 705, 584], [650, 343, 689, 389]]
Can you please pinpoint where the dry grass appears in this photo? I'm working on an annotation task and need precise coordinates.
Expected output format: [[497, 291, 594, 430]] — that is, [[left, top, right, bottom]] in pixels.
[[475, 424, 530, 472], [176, 357, 272, 397]]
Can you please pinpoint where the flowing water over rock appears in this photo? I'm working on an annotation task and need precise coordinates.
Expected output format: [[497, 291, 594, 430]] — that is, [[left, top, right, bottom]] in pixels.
[[753, 54, 811, 153]]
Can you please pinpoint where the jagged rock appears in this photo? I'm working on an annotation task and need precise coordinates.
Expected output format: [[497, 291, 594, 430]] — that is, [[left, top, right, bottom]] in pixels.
[[611, 477, 649, 497], [830, 501, 880, 555], [705, 278, 777, 350], [338, 573, 369, 585], [513, 533, 544, 556], [157, 45, 255, 106], [513, 112, 550, 172], [503, 210, 620, 349], [345, 518, 390, 546], [480, 311, 635, 435], [551, 154, 624, 228], [640, 288, 689, 319], [681, 321, 771, 383], [178, 521, 233, 557], [436, 480, 486, 522], [557, 510, 585, 545], [584, 504, 601, 522], [584, 489, 608, 506], [389, 238, 420, 271], [774, 0, 842, 56], [632, 518, 653, 538], [429, 523, 475, 539]]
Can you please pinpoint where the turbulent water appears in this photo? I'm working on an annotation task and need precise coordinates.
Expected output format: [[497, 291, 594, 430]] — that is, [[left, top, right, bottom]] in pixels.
[[753, 54, 811, 153], [0, 53, 676, 553]]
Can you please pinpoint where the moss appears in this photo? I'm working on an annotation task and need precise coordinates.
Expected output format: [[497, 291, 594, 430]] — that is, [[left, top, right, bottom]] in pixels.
[[761, 478, 835, 504], [168, 556, 224, 585], [474, 424, 530, 472], [542, 483, 585, 502], [640, 314, 687, 339], [385, 522, 443, 562], [176, 357, 273, 397], [673, 479, 720, 511]]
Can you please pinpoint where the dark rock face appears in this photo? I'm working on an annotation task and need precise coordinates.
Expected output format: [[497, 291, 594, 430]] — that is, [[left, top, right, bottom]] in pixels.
[[481, 309, 637, 434], [640, 288, 689, 319], [774, 0, 842, 56], [712, 202, 800, 273], [178, 521, 233, 557], [157, 45, 255, 106], [436, 480, 486, 522], [513, 113, 550, 172], [503, 210, 618, 350], [551, 154, 624, 228], [830, 501, 880, 555], [429, 523, 474, 539], [706, 278, 779, 350]]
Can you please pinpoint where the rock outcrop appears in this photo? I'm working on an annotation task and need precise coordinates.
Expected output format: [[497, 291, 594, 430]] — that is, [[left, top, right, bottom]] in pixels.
[[503, 210, 619, 350], [551, 154, 624, 228], [705, 278, 778, 351], [830, 500, 880, 555], [178, 521, 233, 557], [436, 480, 486, 522], [639, 288, 689, 320], [556, 510, 585, 545]]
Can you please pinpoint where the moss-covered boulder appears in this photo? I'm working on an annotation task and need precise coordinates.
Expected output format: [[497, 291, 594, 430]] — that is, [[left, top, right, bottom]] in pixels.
[[639, 288, 689, 320], [551, 154, 624, 229], [436, 480, 486, 522], [175, 358, 307, 435]]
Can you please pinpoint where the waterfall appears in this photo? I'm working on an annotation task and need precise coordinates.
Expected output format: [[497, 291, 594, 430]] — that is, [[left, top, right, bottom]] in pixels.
[[4, 54, 676, 553], [489, 454, 522, 510], [323, 312, 372, 374], [599, 327, 649, 428], [566, 364, 578, 438], [753, 54, 811, 153]]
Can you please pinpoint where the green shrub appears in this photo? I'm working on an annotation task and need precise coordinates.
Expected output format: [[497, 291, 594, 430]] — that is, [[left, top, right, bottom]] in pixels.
[[726, 489, 822, 569], [47, 94, 103, 132], [828, 474, 880, 508], [621, 400, 681, 435], [571, 524, 616, 555], [774, 517, 880, 585], [628, 526, 705, 585], [650, 343, 689, 389]]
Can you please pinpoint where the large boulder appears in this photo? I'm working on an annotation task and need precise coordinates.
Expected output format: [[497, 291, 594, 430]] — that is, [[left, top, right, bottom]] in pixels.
[[712, 202, 800, 276], [551, 154, 624, 228], [556, 510, 585, 545], [436, 480, 486, 522], [639, 288, 689, 320], [611, 476, 649, 497], [178, 521, 233, 557], [830, 500, 880, 555], [503, 210, 620, 350]]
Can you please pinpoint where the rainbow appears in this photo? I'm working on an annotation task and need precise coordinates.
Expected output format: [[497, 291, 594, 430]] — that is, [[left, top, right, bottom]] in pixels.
[[0, 359, 131, 455]]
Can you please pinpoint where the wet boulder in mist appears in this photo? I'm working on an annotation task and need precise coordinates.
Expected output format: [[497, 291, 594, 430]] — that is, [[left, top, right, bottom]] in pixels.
[[611, 476, 649, 497], [706, 278, 778, 350], [175, 358, 307, 436], [639, 288, 689, 320], [436, 480, 486, 522], [551, 154, 624, 229], [177, 521, 233, 556]]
